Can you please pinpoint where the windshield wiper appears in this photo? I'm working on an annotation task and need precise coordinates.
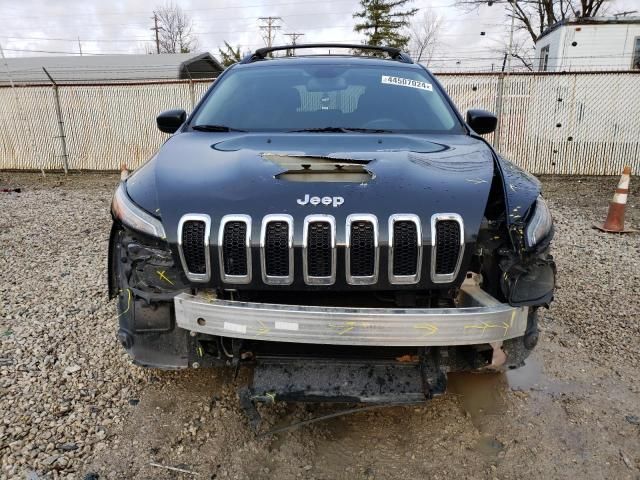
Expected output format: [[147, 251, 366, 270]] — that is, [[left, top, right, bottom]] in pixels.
[[191, 124, 247, 132], [288, 127, 393, 133], [341, 127, 393, 133], [288, 127, 348, 133]]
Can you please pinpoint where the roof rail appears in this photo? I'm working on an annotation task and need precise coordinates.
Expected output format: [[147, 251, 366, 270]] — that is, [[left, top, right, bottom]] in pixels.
[[240, 43, 414, 64]]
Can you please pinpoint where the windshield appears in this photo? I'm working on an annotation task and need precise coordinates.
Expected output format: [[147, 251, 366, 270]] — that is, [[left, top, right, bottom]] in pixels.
[[191, 63, 464, 134]]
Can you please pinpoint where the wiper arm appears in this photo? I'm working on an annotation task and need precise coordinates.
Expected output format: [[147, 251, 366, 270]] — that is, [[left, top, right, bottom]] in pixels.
[[191, 124, 247, 132], [341, 127, 393, 133], [287, 127, 392, 133], [287, 127, 348, 133]]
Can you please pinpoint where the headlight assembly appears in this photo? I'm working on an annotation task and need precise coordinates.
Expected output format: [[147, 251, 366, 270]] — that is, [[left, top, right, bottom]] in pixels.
[[525, 195, 552, 248], [111, 182, 166, 239]]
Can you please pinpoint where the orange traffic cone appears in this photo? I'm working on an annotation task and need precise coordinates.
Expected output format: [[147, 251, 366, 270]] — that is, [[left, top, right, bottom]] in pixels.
[[594, 166, 635, 233]]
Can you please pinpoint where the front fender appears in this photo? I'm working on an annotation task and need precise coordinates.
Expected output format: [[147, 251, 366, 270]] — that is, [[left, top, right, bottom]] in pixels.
[[493, 154, 541, 229]]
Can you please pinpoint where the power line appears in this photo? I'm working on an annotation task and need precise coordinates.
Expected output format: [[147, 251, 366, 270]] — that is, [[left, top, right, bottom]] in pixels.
[[284, 32, 305, 55], [258, 16, 282, 49], [0, 1, 461, 21]]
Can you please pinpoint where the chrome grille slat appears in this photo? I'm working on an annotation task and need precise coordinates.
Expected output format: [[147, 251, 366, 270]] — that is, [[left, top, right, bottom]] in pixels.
[[260, 214, 294, 285], [303, 215, 336, 285], [177, 214, 211, 283], [218, 215, 252, 284], [346, 214, 379, 285], [388, 214, 422, 285], [430, 213, 465, 284]]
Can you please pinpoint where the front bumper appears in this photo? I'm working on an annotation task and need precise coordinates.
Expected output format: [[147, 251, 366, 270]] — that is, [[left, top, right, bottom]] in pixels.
[[174, 281, 528, 346]]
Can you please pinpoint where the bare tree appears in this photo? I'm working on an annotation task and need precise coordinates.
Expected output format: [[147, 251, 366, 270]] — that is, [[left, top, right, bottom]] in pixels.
[[456, 0, 613, 44], [410, 10, 442, 66], [509, 37, 535, 70], [154, 3, 198, 54], [487, 35, 535, 71]]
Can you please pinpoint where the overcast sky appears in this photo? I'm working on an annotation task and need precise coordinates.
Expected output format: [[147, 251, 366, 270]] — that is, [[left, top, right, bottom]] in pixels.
[[0, 0, 637, 72]]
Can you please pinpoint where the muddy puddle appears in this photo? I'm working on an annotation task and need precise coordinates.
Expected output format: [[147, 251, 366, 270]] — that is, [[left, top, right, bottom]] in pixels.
[[446, 355, 581, 460]]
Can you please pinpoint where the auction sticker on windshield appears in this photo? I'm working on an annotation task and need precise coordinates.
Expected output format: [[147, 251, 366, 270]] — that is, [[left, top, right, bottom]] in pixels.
[[381, 75, 433, 92]]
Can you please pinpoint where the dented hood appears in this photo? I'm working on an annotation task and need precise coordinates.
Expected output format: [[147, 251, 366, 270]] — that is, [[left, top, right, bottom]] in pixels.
[[127, 132, 498, 246]]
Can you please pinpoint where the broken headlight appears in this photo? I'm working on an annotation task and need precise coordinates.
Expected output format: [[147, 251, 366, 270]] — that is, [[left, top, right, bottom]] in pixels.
[[112, 182, 166, 239], [525, 196, 552, 248]]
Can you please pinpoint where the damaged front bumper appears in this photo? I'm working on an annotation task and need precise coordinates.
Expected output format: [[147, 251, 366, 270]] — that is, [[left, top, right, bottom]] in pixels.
[[174, 280, 528, 347]]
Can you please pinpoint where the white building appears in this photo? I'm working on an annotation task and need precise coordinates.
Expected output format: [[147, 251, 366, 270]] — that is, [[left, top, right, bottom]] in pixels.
[[535, 17, 640, 71]]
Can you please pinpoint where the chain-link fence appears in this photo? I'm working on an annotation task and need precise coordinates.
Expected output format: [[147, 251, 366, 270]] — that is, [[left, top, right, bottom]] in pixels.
[[1, 72, 638, 174]]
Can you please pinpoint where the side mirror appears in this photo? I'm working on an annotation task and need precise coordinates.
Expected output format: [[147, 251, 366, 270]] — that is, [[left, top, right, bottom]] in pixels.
[[466, 109, 497, 135], [156, 109, 186, 134]]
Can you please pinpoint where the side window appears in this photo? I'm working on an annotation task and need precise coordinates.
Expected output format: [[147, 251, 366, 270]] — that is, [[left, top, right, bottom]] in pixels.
[[539, 45, 550, 72], [633, 37, 640, 70]]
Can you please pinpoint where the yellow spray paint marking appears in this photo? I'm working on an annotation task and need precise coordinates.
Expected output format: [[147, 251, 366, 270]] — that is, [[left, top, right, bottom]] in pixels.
[[116, 289, 132, 318], [328, 321, 357, 335], [464, 321, 510, 338], [156, 270, 174, 285], [256, 319, 270, 336], [414, 323, 439, 336], [327, 321, 373, 335]]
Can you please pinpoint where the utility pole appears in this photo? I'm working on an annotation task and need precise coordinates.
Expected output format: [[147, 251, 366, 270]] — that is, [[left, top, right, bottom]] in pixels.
[[77, 37, 83, 56], [506, 5, 515, 73], [258, 16, 282, 52], [495, 0, 516, 150], [284, 32, 304, 55], [151, 13, 161, 54]]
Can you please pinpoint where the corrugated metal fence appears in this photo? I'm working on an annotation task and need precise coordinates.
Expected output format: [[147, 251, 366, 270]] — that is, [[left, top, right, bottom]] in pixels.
[[1, 72, 638, 175]]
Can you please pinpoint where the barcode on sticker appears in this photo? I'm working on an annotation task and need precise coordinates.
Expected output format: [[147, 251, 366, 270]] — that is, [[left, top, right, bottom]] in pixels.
[[275, 321, 299, 331], [381, 75, 433, 91], [223, 322, 247, 334]]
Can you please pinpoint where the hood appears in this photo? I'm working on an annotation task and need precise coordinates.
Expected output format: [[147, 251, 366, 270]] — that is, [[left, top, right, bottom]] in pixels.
[[127, 132, 497, 246]]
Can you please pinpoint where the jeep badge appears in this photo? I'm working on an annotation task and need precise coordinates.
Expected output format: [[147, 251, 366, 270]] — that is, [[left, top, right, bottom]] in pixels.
[[296, 194, 344, 207]]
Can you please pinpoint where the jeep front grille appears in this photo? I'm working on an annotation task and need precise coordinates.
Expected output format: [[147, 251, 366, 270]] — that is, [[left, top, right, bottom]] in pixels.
[[303, 215, 336, 285], [260, 215, 294, 285], [388, 214, 422, 284], [346, 214, 378, 285], [177, 213, 464, 286], [177, 214, 211, 283], [431, 213, 464, 283], [219, 215, 252, 283]]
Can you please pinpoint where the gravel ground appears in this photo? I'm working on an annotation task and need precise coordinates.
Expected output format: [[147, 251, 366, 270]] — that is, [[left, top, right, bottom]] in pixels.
[[0, 172, 638, 479]]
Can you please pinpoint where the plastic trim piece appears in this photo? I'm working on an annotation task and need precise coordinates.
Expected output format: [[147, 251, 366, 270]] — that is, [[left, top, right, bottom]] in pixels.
[[388, 214, 422, 285], [218, 214, 252, 284], [430, 213, 465, 284], [345, 214, 379, 285], [260, 214, 294, 285], [302, 214, 336, 286], [177, 214, 211, 283]]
